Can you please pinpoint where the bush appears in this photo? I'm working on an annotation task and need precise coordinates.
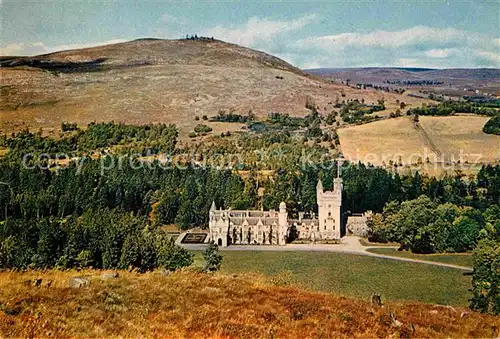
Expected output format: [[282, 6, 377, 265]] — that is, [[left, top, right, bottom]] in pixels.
[[61, 122, 78, 132], [483, 115, 500, 135], [157, 238, 194, 271], [188, 132, 197, 138], [202, 241, 222, 272], [194, 124, 213, 134]]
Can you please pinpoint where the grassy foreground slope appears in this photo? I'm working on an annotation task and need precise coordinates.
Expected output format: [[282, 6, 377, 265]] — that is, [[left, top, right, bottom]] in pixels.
[[217, 251, 471, 306], [1, 270, 498, 338]]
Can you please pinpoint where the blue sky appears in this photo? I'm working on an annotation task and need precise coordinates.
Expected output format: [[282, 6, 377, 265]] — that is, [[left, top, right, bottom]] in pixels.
[[1, 0, 499, 68]]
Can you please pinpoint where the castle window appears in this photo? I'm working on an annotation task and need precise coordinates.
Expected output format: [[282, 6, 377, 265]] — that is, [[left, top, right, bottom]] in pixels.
[[328, 212, 331, 217], [324, 225, 326, 230]]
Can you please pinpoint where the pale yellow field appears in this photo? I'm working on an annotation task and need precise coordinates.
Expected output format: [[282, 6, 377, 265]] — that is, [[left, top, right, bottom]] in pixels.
[[419, 115, 500, 163], [338, 117, 434, 166], [338, 116, 500, 172]]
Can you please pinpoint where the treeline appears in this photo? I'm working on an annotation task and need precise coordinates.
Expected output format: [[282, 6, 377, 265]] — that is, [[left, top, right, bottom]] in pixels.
[[210, 110, 255, 123], [384, 80, 444, 86], [1, 158, 498, 226], [0, 209, 194, 271], [407, 100, 499, 117], [1, 122, 178, 156]]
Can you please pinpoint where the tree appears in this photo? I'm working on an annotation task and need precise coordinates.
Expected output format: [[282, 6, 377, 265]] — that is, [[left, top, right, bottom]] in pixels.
[[156, 237, 193, 271], [470, 238, 500, 315], [202, 241, 223, 272]]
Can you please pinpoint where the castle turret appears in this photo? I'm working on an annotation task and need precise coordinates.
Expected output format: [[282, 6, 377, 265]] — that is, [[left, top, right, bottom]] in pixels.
[[278, 201, 288, 245], [316, 179, 323, 194]]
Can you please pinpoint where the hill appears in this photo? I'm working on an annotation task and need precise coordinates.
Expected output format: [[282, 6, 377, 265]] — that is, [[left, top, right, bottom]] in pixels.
[[305, 67, 500, 99], [0, 38, 428, 136], [306, 67, 500, 84], [1, 269, 498, 338]]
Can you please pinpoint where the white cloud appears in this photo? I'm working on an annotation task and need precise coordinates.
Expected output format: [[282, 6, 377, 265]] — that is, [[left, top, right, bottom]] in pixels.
[[475, 50, 500, 64], [425, 48, 454, 59], [161, 14, 187, 26], [294, 26, 487, 51], [202, 14, 316, 47], [0, 39, 128, 56], [289, 26, 498, 68]]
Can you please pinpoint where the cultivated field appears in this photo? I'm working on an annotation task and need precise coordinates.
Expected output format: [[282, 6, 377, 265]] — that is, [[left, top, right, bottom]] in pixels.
[[2, 269, 498, 338], [338, 115, 500, 173], [338, 117, 434, 166], [419, 115, 500, 163]]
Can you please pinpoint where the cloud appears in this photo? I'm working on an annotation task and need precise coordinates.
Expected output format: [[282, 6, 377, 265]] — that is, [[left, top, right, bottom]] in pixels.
[[289, 26, 499, 68], [475, 50, 500, 64], [425, 48, 455, 59], [0, 39, 128, 56], [161, 14, 187, 26], [202, 14, 316, 47], [294, 26, 489, 51]]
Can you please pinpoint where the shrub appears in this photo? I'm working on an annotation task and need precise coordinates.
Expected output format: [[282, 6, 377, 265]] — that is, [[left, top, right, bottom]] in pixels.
[[202, 241, 223, 272], [483, 115, 500, 135], [194, 124, 213, 134]]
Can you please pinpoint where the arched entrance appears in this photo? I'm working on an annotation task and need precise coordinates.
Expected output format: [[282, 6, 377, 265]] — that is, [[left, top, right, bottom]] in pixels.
[[217, 238, 223, 246]]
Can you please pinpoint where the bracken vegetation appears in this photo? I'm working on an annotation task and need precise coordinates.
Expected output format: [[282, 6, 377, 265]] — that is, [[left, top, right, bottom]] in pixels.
[[1, 270, 499, 338]]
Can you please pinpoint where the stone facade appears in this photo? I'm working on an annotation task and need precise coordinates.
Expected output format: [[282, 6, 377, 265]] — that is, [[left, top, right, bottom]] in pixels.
[[209, 179, 342, 247], [346, 211, 373, 237]]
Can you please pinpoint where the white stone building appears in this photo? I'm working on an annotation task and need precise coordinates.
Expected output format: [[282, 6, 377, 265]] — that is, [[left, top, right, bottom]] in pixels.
[[208, 178, 343, 247], [346, 211, 373, 237]]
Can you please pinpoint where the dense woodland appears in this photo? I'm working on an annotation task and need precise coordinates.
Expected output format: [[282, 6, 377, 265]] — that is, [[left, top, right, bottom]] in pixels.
[[0, 117, 499, 314]]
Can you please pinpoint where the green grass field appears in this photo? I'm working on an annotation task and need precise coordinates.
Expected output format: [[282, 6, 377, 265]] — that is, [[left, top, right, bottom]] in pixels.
[[192, 251, 472, 307], [366, 248, 473, 267]]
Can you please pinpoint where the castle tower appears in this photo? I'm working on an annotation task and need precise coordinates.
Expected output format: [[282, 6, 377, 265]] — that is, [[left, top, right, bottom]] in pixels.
[[317, 178, 342, 240], [278, 201, 288, 245]]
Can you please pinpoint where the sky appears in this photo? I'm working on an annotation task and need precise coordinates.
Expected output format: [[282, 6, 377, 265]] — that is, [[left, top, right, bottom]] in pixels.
[[1, 0, 499, 69]]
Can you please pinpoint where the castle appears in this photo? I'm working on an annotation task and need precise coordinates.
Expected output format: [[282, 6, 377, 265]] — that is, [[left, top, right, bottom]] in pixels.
[[208, 178, 343, 247]]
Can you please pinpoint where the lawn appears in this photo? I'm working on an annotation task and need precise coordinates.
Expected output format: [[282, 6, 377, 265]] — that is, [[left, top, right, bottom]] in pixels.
[[193, 250, 472, 307], [366, 248, 473, 267]]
